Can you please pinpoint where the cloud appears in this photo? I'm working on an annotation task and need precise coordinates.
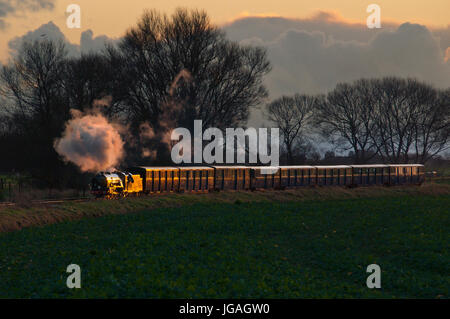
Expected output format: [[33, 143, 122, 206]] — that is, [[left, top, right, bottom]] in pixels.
[[223, 14, 450, 61], [432, 26, 450, 54], [223, 16, 450, 127], [8, 21, 79, 56], [54, 109, 125, 173], [0, 2, 14, 29], [0, 0, 55, 30], [223, 12, 396, 44], [265, 23, 449, 95], [7, 21, 119, 58], [80, 30, 116, 54]]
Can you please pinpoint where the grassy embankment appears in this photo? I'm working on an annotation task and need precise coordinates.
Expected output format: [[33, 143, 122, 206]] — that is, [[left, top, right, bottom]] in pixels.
[[0, 183, 449, 233], [0, 183, 448, 298]]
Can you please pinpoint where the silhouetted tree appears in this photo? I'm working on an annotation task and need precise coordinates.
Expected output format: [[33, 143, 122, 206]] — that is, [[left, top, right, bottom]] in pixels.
[[314, 80, 376, 164], [266, 94, 314, 164], [0, 40, 70, 184], [324, 151, 335, 160], [63, 52, 114, 112], [411, 87, 450, 163], [106, 8, 271, 162], [366, 77, 449, 163], [314, 77, 449, 164]]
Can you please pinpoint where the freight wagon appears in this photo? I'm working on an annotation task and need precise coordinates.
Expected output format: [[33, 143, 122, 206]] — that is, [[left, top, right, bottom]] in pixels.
[[91, 164, 425, 198]]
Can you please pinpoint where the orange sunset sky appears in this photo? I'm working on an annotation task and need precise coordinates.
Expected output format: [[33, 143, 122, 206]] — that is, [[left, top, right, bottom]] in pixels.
[[0, 0, 449, 61]]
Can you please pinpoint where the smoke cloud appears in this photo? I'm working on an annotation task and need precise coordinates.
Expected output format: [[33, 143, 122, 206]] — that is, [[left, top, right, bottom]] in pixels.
[[0, 0, 56, 30], [92, 95, 112, 108], [54, 109, 124, 172], [141, 148, 157, 159], [161, 69, 193, 144]]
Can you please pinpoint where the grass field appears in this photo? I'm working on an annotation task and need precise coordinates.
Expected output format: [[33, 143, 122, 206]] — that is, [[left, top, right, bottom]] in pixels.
[[0, 188, 448, 298], [430, 177, 450, 185]]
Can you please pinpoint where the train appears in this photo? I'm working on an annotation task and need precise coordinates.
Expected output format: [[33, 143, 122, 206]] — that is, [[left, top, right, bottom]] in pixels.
[[90, 164, 425, 198]]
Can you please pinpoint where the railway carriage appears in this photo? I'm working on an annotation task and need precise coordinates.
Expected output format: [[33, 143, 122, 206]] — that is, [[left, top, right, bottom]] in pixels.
[[278, 166, 316, 187], [178, 166, 215, 192], [212, 166, 251, 191], [129, 166, 180, 193], [350, 166, 366, 185], [387, 164, 424, 185], [247, 166, 282, 189], [92, 163, 425, 198], [350, 165, 390, 186], [314, 166, 352, 186], [340, 166, 354, 186]]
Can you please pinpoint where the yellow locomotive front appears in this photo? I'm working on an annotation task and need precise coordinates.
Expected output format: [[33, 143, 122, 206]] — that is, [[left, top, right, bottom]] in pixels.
[[90, 172, 143, 198]]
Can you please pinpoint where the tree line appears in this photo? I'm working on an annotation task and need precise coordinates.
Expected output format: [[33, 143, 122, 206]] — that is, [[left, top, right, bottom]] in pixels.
[[0, 8, 448, 188], [267, 78, 449, 165]]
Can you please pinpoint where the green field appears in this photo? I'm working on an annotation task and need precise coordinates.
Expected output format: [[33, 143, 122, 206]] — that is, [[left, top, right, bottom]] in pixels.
[[0, 193, 448, 298]]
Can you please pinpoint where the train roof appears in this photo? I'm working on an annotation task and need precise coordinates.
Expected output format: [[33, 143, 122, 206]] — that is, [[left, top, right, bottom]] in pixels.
[[314, 165, 352, 169], [350, 164, 389, 168], [387, 164, 424, 167], [211, 165, 250, 169], [134, 166, 179, 170], [278, 165, 316, 169], [246, 166, 280, 174], [246, 166, 280, 170], [178, 166, 214, 170], [132, 164, 424, 171]]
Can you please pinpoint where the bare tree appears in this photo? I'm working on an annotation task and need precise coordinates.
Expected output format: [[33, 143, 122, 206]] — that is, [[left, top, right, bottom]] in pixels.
[[266, 94, 314, 164], [314, 80, 376, 163], [411, 87, 450, 163], [366, 77, 449, 163], [62, 53, 114, 112], [317, 77, 449, 164], [0, 39, 72, 185], [0, 39, 68, 136], [366, 78, 414, 163], [107, 8, 271, 134]]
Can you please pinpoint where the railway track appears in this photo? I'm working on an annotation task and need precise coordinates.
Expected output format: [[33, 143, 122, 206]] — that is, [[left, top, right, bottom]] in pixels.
[[0, 190, 205, 208], [0, 197, 92, 207], [0, 173, 441, 209]]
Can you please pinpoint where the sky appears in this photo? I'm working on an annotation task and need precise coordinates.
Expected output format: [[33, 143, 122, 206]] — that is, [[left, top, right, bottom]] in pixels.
[[1, 0, 449, 58], [0, 0, 449, 128]]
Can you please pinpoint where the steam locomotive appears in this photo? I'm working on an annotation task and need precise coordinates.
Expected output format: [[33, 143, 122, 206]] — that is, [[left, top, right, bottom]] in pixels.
[[90, 164, 425, 198]]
